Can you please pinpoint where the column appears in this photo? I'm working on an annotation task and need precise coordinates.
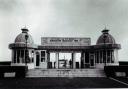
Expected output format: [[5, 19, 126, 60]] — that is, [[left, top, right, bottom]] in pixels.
[[23, 50, 25, 63], [72, 52, 76, 69], [12, 50, 14, 63], [96, 51, 98, 64], [19, 50, 21, 63], [110, 50, 112, 63], [102, 50, 103, 63], [114, 49, 119, 64], [95, 51, 97, 64], [89, 52, 90, 65], [111, 50, 114, 63], [33, 51, 36, 67], [94, 52, 96, 64], [55, 52, 59, 69], [16, 50, 17, 63], [47, 51, 50, 68], [47, 51, 50, 62], [79, 52, 82, 68], [98, 51, 100, 64], [106, 50, 107, 64], [83, 52, 85, 68], [80, 52, 84, 68]]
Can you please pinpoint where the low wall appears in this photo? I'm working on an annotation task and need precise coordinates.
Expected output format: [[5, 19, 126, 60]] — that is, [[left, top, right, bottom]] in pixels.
[[104, 66, 128, 77], [0, 65, 28, 78]]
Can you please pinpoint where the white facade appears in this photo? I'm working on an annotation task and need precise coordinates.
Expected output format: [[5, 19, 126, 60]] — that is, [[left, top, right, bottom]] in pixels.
[[9, 28, 121, 69]]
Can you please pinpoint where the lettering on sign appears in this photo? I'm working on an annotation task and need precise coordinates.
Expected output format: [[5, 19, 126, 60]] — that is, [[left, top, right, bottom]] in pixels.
[[41, 37, 91, 46]]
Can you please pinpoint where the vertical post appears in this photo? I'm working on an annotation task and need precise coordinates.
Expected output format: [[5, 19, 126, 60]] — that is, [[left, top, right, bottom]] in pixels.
[[102, 50, 103, 63], [98, 51, 100, 63], [110, 50, 112, 63], [83, 52, 85, 68], [47, 51, 50, 69], [55, 52, 59, 69], [19, 50, 21, 63], [23, 50, 25, 63], [95, 51, 97, 64], [16, 50, 17, 63], [114, 49, 119, 64], [112, 50, 114, 62], [12, 50, 14, 63], [72, 52, 76, 69], [106, 50, 107, 64], [47, 51, 50, 62], [80, 52, 82, 68], [80, 52, 83, 68]]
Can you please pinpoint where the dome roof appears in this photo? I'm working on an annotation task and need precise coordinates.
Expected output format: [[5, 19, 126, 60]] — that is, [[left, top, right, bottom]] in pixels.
[[15, 28, 34, 44], [96, 29, 116, 45]]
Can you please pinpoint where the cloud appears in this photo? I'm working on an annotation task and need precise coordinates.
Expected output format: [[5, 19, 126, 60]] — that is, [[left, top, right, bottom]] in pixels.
[[0, 0, 128, 61]]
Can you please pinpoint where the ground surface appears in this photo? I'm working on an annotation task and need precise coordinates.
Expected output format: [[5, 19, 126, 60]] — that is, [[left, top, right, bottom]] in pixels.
[[0, 77, 128, 89]]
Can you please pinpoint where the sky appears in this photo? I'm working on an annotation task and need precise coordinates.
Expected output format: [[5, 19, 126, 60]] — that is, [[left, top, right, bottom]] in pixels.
[[0, 0, 128, 61]]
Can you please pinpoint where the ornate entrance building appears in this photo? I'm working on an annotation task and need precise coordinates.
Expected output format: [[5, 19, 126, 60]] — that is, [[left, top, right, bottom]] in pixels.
[[9, 28, 121, 69]]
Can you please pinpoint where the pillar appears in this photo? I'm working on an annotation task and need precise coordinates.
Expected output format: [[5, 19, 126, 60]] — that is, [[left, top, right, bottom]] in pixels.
[[72, 52, 76, 69], [16, 50, 17, 63], [106, 50, 107, 64], [47, 51, 50, 68], [23, 50, 25, 63], [79, 52, 82, 68], [110, 50, 112, 63], [55, 52, 59, 69], [102, 50, 103, 63], [34, 51, 37, 67], [19, 50, 22, 63], [95, 51, 96, 64], [98, 51, 100, 64], [80, 52, 84, 68], [47, 51, 50, 62], [112, 50, 114, 62], [12, 50, 14, 63], [114, 49, 119, 64]]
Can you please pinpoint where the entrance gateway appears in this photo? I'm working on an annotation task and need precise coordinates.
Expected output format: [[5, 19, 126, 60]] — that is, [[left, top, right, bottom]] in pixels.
[[35, 37, 92, 69], [9, 28, 121, 70]]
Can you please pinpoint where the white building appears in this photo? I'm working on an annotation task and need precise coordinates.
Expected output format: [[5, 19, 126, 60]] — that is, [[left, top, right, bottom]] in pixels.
[[9, 28, 121, 70]]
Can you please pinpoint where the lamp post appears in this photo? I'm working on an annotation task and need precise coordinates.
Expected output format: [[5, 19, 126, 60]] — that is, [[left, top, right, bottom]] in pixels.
[[25, 33, 28, 66]]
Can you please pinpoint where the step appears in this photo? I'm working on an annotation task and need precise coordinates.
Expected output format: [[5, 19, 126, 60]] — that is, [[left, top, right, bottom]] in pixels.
[[26, 69, 106, 77]]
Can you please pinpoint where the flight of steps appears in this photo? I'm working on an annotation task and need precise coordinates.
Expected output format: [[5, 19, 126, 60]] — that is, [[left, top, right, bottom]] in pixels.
[[26, 69, 106, 77]]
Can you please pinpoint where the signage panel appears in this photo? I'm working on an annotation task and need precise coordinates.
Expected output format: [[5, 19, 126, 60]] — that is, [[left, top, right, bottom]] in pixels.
[[41, 37, 91, 46]]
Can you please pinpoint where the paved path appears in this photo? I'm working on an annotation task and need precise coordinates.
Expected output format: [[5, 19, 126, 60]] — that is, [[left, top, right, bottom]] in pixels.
[[0, 77, 127, 89]]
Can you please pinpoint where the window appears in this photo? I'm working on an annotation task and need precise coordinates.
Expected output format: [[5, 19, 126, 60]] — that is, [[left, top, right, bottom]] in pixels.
[[41, 51, 46, 62], [74, 40, 78, 42], [41, 51, 45, 57], [41, 58, 45, 62]]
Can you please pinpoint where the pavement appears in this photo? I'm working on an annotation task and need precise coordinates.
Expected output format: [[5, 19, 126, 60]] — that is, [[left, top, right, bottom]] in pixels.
[[0, 77, 128, 89]]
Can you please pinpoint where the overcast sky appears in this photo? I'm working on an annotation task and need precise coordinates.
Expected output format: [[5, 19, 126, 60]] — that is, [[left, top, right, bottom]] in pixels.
[[0, 0, 128, 61]]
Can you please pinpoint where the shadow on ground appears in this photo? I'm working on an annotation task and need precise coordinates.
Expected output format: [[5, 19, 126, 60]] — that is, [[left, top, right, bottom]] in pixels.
[[0, 77, 127, 89]]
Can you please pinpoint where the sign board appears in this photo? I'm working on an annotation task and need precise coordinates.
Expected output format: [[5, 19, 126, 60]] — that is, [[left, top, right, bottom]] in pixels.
[[41, 37, 91, 46]]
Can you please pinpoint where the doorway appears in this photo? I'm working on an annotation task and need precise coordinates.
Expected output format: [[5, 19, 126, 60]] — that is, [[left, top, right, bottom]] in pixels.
[[36, 52, 40, 67]]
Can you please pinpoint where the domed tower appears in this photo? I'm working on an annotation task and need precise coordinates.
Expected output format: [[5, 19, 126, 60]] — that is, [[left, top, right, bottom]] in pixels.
[[9, 27, 37, 69], [96, 29, 116, 45], [95, 28, 121, 66]]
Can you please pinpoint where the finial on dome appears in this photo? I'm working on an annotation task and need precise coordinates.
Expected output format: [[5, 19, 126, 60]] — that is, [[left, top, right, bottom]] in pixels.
[[102, 26, 109, 34], [21, 26, 29, 33]]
